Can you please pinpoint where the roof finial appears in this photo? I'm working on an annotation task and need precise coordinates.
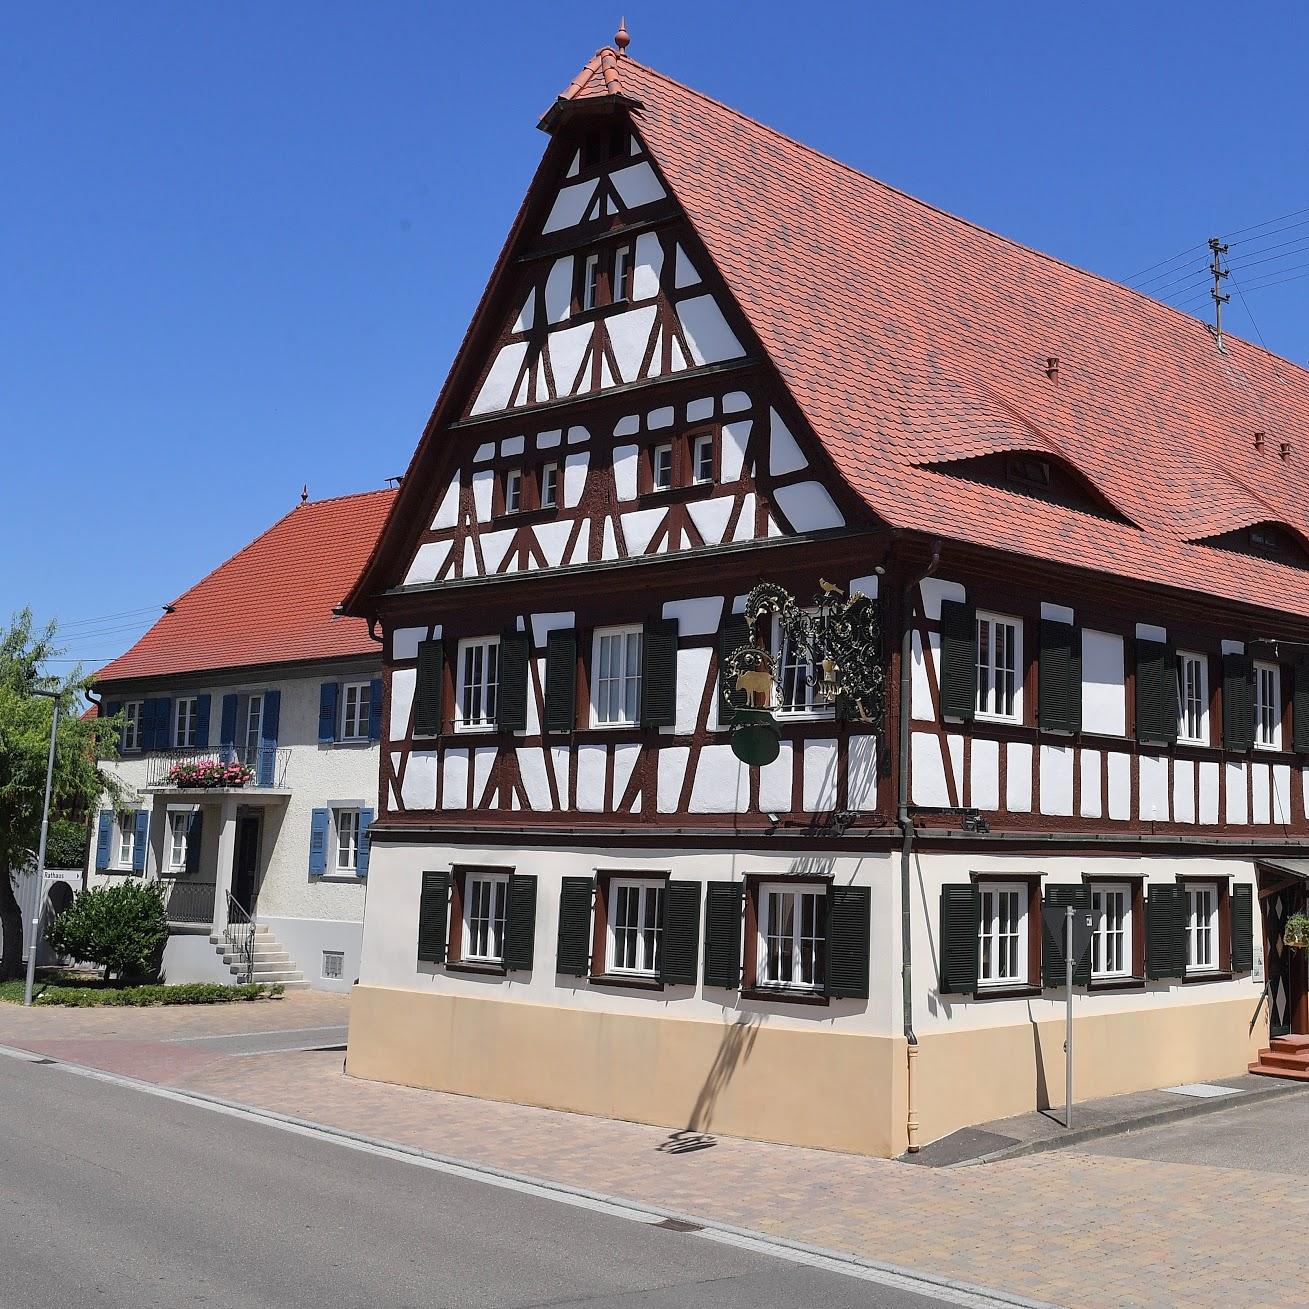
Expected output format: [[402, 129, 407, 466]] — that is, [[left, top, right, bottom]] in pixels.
[[300, 483, 308, 505], [614, 17, 630, 54]]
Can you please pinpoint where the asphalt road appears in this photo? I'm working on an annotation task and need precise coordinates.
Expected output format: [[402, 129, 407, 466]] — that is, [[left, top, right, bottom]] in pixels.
[[0, 1054, 967, 1309]]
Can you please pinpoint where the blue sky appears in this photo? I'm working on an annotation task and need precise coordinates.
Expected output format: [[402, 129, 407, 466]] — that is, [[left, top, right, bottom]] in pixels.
[[4, 2, 1308, 671]]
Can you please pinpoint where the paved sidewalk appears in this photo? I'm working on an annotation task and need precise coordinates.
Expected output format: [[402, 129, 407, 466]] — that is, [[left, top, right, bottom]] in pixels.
[[0, 992, 1303, 1309]]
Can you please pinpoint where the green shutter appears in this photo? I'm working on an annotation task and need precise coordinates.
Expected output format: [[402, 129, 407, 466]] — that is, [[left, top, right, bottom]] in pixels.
[[1223, 653, 1255, 752], [825, 884, 871, 999], [939, 884, 979, 994], [1294, 657, 1309, 754], [938, 600, 977, 721], [414, 639, 444, 737], [641, 618, 678, 728], [497, 632, 530, 732], [659, 880, 701, 985], [717, 614, 751, 717], [1135, 639, 1178, 744], [417, 870, 449, 964], [1145, 884, 1187, 980], [556, 876, 594, 976], [702, 881, 743, 988], [502, 874, 537, 971], [1042, 884, 1091, 988], [1231, 883, 1254, 973], [544, 630, 577, 733], [1039, 620, 1081, 734]]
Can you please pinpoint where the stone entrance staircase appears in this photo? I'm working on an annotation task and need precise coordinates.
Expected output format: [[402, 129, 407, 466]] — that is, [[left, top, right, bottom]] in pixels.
[[209, 923, 308, 989], [1249, 1034, 1309, 1080]]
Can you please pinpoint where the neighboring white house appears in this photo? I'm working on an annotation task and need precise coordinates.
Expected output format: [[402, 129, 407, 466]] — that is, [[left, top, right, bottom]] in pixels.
[[87, 489, 395, 990]]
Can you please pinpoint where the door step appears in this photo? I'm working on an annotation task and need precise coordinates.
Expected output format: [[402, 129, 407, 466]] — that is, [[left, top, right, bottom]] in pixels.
[[210, 924, 308, 990], [1249, 1036, 1309, 1080]]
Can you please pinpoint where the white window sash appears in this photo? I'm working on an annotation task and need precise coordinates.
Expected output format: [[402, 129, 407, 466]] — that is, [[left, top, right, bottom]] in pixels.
[[455, 638, 500, 731], [336, 810, 359, 871], [340, 682, 370, 741], [1186, 883, 1219, 972], [591, 627, 643, 726], [975, 614, 1022, 723], [771, 614, 834, 717], [977, 882, 1027, 987], [756, 883, 825, 989], [1091, 884, 1132, 979], [462, 873, 510, 963], [1175, 653, 1208, 745], [607, 879, 663, 975], [1255, 663, 1281, 749]]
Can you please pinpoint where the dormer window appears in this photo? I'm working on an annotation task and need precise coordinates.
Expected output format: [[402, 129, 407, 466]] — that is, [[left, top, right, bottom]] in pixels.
[[1251, 525, 1279, 553], [583, 253, 602, 312], [1006, 455, 1052, 490], [613, 244, 633, 304]]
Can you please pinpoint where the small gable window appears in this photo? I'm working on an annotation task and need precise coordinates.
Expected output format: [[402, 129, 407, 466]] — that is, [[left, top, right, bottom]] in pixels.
[[540, 462, 559, 509], [692, 433, 715, 485], [583, 253, 602, 312], [503, 468, 523, 515], [613, 244, 633, 304], [652, 443, 674, 492]]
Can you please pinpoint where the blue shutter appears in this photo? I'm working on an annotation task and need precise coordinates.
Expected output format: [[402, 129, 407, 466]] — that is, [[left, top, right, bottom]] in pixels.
[[368, 678, 383, 741], [143, 697, 171, 750], [194, 694, 211, 748], [356, 808, 374, 877], [185, 810, 203, 874], [318, 683, 339, 743], [258, 690, 281, 786], [219, 695, 238, 752], [95, 811, 113, 871], [133, 810, 149, 872], [309, 808, 329, 875]]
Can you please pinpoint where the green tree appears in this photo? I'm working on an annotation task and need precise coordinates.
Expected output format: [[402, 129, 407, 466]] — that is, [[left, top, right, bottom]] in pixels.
[[0, 610, 124, 979]]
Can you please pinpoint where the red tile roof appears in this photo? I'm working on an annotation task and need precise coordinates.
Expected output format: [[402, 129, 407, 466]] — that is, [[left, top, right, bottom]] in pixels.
[[94, 490, 395, 687], [589, 52, 1309, 619]]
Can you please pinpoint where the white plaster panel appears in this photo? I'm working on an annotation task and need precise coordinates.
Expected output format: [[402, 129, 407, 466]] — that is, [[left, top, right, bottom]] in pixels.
[[1040, 603, 1074, 624], [774, 481, 843, 533], [472, 469, 494, 522], [657, 747, 689, 813], [551, 745, 571, 807], [612, 743, 641, 808], [850, 574, 881, 600], [722, 391, 750, 413], [1225, 762, 1248, 824], [442, 749, 469, 810], [720, 421, 750, 483], [633, 232, 663, 301], [608, 305, 658, 383], [803, 739, 839, 812], [609, 161, 665, 209], [389, 668, 416, 742], [1107, 752, 1131, 819], [1039, 744, 1074, 816], [387, 782, 398, 813], [1079, 749, 1102, 818], [913, 733, 950, 807], [1081, 630, 1126, 736], [621, 507, 664, 557], [673, 244, 700, 288], [1274, 765, 1292, 824], [614, 414, 639, 438], [677, 294, 744, 365], [537, 428, 562, 450], [612, 444, 639, 502], [461, 539, 476, 577], [730, 494, 756, 543], [473, 442, 495, 464], [534, 521, 572, 569], [1136, 623, 1168, 643], [1221, 640, 1245, 655], [1173, 759, 1195, 823], [1139, 753, 1168, 821], [687, 396, 714, 422], [910, 630, 934, 722], [576, 744, 607, 813], [431, 478, 460, 530], [472, 747, 496, 807], [512, 293, 534, 334], [403, 541, 451, 586], [964, 738, 996, 811], [847, 735, 878, 811], [663, 596, 723, 636], [675, 648, 712, 735], [478, 529, 515, 575], [529, 611, 574, 649], [548, 323, 591, 396], [1252, 764, 1271, 825], [393, 627, 427, 662], [542, 179, 598, 233], [401, 750, 437, 811], [563, 452, 589, 508], [500, 435, 525, 457], [470, 341, 528, 416], [919, 578, 966, 622], [1199, 761, 1220, 824], [758, 742, 794, 813], [648, 406, 674, 429], [686, 497, 734, 546], [947, 734, 964, 798], [768, 409, 807, 476], [690, 745, 742, 813], [1006, 742, 1033, 812]]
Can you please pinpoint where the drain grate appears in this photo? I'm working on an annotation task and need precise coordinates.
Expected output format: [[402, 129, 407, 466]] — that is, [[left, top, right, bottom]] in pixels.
[[653, 1217, 704, 1233]]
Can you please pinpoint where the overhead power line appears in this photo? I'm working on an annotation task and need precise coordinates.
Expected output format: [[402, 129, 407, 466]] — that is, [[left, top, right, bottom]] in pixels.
[[1223, 204, 1309, 243], [1124, 242, 1208, 286]]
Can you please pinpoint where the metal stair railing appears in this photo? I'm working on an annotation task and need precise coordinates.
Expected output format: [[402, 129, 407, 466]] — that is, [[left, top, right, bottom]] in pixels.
[[224, 893, 256, 985]]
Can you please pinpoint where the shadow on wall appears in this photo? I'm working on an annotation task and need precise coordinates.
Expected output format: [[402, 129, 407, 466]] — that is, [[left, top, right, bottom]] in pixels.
[[685, 1013, 761, 1135], [1029, 1001, 1051, 1112]]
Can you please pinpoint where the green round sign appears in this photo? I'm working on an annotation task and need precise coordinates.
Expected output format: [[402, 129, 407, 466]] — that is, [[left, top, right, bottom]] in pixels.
[[730, 708, 781, 768]]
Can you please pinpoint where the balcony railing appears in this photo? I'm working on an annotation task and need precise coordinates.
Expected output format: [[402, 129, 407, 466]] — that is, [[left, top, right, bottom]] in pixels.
[[158, 878, 217, 925], [145, 745, 290, 790]]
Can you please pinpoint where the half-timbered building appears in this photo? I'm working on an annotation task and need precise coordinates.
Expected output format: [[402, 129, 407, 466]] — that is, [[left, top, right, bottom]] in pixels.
[[342, 38, 1309, 1155]]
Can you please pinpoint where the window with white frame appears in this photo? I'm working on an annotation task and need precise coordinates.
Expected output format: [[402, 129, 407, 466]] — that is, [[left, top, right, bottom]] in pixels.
[[975, 613, 1022, 722], [462, 871, 510, 963], [591, 626, 642, 726], [1186, 882, 1219, 973], [1175, 652, 1208, 745], [456, 638, 500, 730], [977, 882, 1027, 988], [121, 701, 143, 752], [757, 883, 825, 990], [168, 811, 190, 872], [772, 614, 833, 716], [174, 696, 198, 748], [606, 878, 664, 976], [244, 693, 263, 755], [503, 467, 523, 514], [340, 681, 371, 742], [652, 442, 673, 491], [613, 244, 633, 303], [1255, 661, 1281, 749], [1091, 883, 1132, 979], [583, 252, 602, 311], [335, 808, 361, 873], [692, 433, 714, 484], [116, 814, 137, 870], [540, 462, 559, 509]]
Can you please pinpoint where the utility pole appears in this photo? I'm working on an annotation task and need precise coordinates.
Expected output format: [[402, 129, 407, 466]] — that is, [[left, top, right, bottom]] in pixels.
[[24, 690, 61, 1008], [1209, 236, 1230, 352]]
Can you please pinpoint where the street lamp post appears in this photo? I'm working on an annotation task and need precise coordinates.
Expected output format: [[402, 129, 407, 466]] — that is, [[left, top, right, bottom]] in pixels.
[[24, 690, 61, 1008]]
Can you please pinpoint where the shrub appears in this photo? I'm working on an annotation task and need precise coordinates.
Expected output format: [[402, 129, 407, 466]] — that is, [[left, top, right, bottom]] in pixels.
[[36, 981, 283, 1006], [46, 881, 169, 982], [43, 818, 90, 870]]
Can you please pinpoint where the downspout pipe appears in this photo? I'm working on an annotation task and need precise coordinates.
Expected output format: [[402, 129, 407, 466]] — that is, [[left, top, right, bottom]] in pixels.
[[899, 538, 941, 1153]]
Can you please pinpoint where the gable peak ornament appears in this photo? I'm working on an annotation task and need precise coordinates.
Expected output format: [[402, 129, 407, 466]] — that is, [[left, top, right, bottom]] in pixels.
[[614, 17, 630, 54]]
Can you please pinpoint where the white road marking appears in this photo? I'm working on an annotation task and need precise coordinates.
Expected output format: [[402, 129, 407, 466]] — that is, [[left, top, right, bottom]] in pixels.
[[163, 1025, 348, 1044], [0, 1042, 1056, 1309]]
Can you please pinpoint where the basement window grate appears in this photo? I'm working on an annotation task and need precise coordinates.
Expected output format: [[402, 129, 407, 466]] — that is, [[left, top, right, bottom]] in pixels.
[[321, 950, 345, 981]]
